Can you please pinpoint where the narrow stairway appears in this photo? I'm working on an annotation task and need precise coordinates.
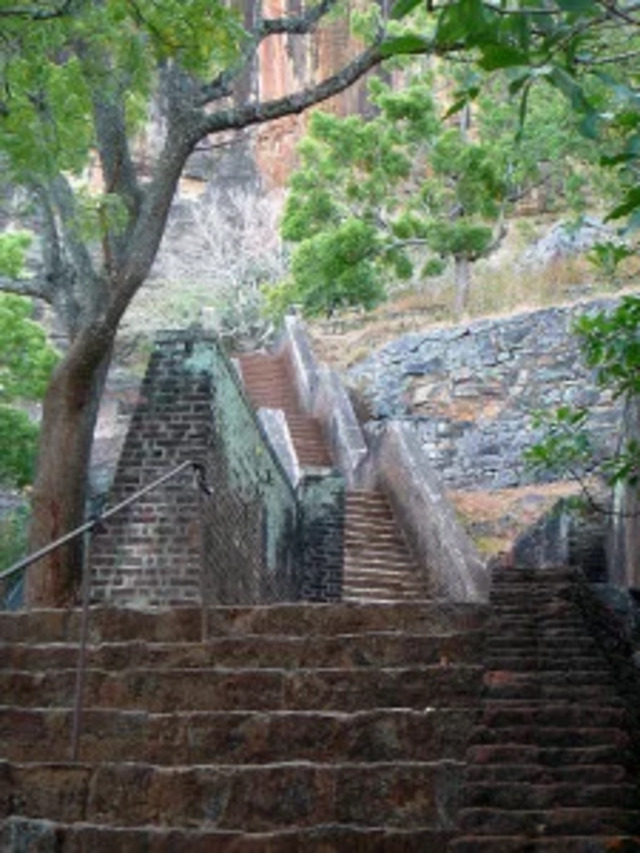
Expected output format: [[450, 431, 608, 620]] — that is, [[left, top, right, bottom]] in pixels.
[[238, 351, 332, 468], [0, 600, 487, 850], [451, 566, 640, 851], [344, 490, 426, 602], [238, 349, 429, 602]]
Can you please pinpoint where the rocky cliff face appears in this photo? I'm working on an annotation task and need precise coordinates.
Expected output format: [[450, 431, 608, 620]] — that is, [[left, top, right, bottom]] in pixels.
[[253, 1, 372, 186]]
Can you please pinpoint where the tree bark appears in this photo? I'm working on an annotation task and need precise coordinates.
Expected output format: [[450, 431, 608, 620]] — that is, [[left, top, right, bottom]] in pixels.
[[25, 329, 112, 607], [454, 255, 471, 317]]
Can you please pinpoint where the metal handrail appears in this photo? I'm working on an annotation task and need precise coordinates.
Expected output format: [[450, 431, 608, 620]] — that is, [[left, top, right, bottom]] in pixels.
[[0, 459, 207, 583], [0, 458, 211, 762]]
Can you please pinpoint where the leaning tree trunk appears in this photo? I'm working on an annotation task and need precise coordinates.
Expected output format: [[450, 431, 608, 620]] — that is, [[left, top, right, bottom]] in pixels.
[[25, 329, 113, 607]]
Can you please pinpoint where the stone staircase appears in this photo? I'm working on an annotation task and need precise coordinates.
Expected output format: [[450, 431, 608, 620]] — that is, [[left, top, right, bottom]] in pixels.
[[453, 567, 640, 851], [237, 352, 332, 468], [238, 350, 429, 603], [344, 490, 425, 603], [0, 600, 487, 850]]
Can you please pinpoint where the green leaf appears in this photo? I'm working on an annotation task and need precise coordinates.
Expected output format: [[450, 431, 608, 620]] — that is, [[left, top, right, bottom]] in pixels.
[[390, 0, 424, 20], [477, 45, 529, 71], [606, 187, 640, 221], [380, 34, 431, 58], [555, 0, 597, 11]]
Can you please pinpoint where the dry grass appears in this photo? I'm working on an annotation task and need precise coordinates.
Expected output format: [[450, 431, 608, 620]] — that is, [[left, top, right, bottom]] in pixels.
[[310, 216, 640, 370], [448, 481, 587, 556]]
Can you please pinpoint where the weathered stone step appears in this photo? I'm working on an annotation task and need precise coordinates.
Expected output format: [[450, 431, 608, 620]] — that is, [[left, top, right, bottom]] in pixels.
[[344, 533, 412, 549], [485, 639, 599, 656], [482, 683, 621, 703], [483, 670, 615, 689], [341, 582, 424, 597], [458, 806, 640, 836], [342, 566, 422, 583], [477, 703, 628, 729], [342, 591, 425, 603], [483, 656, 608, 672], [463, 762, 630, 785], [0, 630, 486, 671], [344, 551, 417, 566], [461, 781, 639, 810], [1, 817, 453, 852], [451, 835, 640, 851], [488, 623, 588, 636], [491, 567, 580, 581], [0, 706, 475, 765], [0, 760, 463, 830], [0, 602, 487, 644], [469, 727, 631, 752], [0, 664, 484, 712]]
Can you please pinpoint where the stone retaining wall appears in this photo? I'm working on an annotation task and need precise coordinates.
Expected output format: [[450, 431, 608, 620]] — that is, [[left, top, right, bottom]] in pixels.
[[348, 299, 623, 490]]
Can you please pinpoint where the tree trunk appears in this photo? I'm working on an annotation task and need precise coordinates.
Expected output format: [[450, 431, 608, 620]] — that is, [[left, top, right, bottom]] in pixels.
[[25, 332, 112, 607], [454, 255, 471, 317]]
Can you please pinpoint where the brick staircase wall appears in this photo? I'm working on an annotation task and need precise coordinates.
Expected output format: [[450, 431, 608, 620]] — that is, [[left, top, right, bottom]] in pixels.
[[91, 332, 213, 606]]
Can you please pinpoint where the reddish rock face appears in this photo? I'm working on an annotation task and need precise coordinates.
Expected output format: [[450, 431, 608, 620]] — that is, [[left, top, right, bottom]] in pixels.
[[254, 0, 371, 187]]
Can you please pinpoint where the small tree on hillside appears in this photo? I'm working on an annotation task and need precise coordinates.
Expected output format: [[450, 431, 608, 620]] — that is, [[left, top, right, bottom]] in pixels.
[[271, 72, 507, 318]]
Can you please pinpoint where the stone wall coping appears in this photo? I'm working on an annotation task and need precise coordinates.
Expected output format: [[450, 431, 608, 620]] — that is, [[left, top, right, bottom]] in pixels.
[[258, 408, 302, 487], [281, 316, 368, 485]]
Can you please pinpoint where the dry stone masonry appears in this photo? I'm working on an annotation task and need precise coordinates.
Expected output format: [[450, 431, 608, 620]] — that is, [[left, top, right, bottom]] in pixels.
[[349, 299, 623, 490]]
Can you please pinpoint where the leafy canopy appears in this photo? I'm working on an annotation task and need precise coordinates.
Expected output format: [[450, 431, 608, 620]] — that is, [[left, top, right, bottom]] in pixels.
[[273, 70, 507, 317], [0, 234, 58, 487], [0, 0, 244, 180]]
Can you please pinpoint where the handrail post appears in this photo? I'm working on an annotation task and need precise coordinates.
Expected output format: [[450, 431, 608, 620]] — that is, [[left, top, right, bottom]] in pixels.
[[70, 521, 96, 761]]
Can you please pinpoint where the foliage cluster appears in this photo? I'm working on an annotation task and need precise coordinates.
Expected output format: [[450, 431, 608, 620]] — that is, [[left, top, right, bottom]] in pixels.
[[526, 297, 640, 496]]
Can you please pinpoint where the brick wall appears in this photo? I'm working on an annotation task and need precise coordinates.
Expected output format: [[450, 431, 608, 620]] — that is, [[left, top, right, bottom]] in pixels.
[[199, 338, 301, 605], [91, 331, 344, 607], [297, 473, 345, 602], [91, 332, 213, 606]]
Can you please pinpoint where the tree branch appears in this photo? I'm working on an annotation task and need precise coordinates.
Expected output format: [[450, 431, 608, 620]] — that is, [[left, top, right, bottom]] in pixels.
[[195, 43, 388, 138], [196, 0, 342, 107], [260, 0, 338, 36], [0, 273, 54, 301]]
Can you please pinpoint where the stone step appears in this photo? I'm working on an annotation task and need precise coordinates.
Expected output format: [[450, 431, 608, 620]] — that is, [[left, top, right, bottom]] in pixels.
[[461, 781, 639, 810], [0, 664, 484, 712], [342, 578, 424, 593], [0, 760, 463, 831], [451, 835, 640, 851], [458, 806, 640, 836], [483, 670, 615, 688], [485, 639, 599, 655], [342, 566, 422, 583], [0, 630, 486, 671], [463, 762, 630, 785], [0, 602, 488, 644], [0, 706, 476, 765], [477, 703, 629, 729], [469, 728, 631, 753], [2, 817, 453, 852], [342, 591, 425, 603], [481, 683, 621, 703], [483, 656, 607, 672]]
